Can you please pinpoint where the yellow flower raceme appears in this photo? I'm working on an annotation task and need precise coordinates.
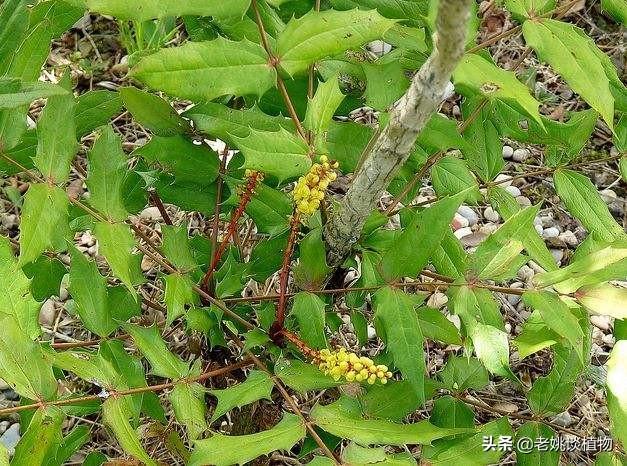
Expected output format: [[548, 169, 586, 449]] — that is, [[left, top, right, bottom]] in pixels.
[[293, 155, 338, 215], [316, 347, 393, 385]]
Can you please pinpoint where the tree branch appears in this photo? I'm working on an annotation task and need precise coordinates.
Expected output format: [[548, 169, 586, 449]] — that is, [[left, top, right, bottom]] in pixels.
[[323, 0, 473, 266]]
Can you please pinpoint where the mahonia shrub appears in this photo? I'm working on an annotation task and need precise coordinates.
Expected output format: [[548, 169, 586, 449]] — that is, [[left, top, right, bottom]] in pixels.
[[0, 0, 625, 464]]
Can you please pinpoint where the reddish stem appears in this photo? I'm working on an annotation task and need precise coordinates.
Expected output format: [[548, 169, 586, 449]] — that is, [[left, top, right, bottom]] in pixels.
[[201, 172, 262, 292], [270, 213, 301, 344]]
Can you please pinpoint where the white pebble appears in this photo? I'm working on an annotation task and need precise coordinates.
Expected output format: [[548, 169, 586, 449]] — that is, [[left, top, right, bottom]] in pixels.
[[39, 300, 56, 326], [534, 224, 544, 235], [452, 213, 469, 230], [479, 223, 499, 235], [502, 145, 514, 159], [427, 292, 448, 308], [457, 205, 479, 226], [453, 227, 473, 239], [495, 174, 513, 187], [543, 227, 560, 239], [367, 325, 377, 339], [140, 206, 162, 222], [484, 207, 500, 223], [505, 185, 521, 197], [550, 249, 564, 263], [516, 196, 532, 207], [559, 230, 579, 247], [512, 148, 530, 162], [517, 265, 535, 282], [533, 216, 543, 226]]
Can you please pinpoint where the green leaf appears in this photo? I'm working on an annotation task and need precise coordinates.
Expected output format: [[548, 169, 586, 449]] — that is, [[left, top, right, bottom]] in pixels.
[[470, 205, 540, 281], [23, 255, 66, 302], [164, 273, 197, 326], [430, 396, 475, 429], [0, 236, 40, 338], [373, 287, 425, 403], [522, 291, 585, 364], [362, 61, 409, 111], [488, 186, 557, 272], [133, 134, 219, 185], [233, 127, 311, 181], [184, 102, 294, 146], [170, 381, 207, 441], [0, 315, 57, 400], [75, 90, 122, 137], [431, 229, 468, 279], [290, 292, 327, 349], [0, 1, 30, 76], [244, 182, 293, 235], [417, 307, 462, 345], [553, 169, 624, 243], [602, 0, 627, 23], [69, 247, 117, 337], [438, 356, 489, 393], [75, 0, 251, 20], [48, 425, 91, 466], [515, 422, 559, 466], [0, 79, 69, 109], [121, 323, 189, 379], [120, 87, 191, 136], [461, 99, 504, 182], [504, 0, 554, 20], [304, 75, 346, 151], [102, 397, 157, 466], [523, 19, 614, 128], [11, 407, 64, 466], [131, 37, 276, 101], [621, 156, 627, 182], [453, 54, 543, 125], [310, 396, 471, 446], [361, 380, 423, 422], [32, 78, 76, 184], [431, 156, 482, 204], [18, 183, 70, 267], [577, 283, 627, 319], [87, 126, 129, 221], [277, 9, 396, 75], [342, 442, 417, 465], [417, 114, 466, 154], [275, 357, 343, 393], [514, 310, 560, 359], [381, 191, 466, 280], [607, 340, 627, 450], [448, 284, 504, 330], [596, 453, 627, 466], [471, 323, 518, 381], [190, 413, 306, 466], [293, 227, 331, 290], [209, 370, 274, 422], [161, 224, 198, 272], [93, 222, 144, 291], [328, 0, 428, 21], [422, 417, 512, 466]]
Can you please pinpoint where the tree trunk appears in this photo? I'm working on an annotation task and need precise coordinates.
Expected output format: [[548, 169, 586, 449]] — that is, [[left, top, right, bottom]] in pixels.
[[323, 0, 473, 267]]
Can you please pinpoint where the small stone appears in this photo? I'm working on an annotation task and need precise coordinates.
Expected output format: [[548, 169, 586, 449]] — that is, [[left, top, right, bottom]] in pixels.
[[610, 146, 619, 157], [457, 205, 479, 226], [543, 227, 560, 239], [446, 313, 461, 330], [551, 411, 573, 427], [600, 188, 617, 201], [367, 325, 377, 339], [39, 300, 56, 326], [87, 245, 98, 256], [590, 315, 612, 331], [550, 248, 564, 263], [479, 223, 499, 235], [453, 227, 473, 239], [517, 265, 535, 282], [0, 380, 9, 390], [502, 145, 514, 159], [0, 424, 20, 455], [494, 174, 513, 187], [451, 213, 469, 230], [512, 148, 530, 162], [505, 185, 521, 197], [484, 207, 500, 223], [3, 390, 18, 401], [602, 333, 615, 346], [452, 105, 461, 118], [559, 230, 579, 247], [141, 255, 154, 272], [443, 81, 456, 100], [427, 292, 448, 308], [59, 285, 69, 301], [79, 231, 95, 247], [516, 196, 532, 207], [0, 214, 17, 229], [540, 215, 554, 228], [461, 231, 488, 247], [140, 206, 162, 222], [533, 216, 543, 226], [534, 224, 544, 235]]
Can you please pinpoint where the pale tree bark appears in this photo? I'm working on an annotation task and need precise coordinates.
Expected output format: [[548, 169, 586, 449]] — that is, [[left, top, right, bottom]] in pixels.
[[324, 0, 473, 267]]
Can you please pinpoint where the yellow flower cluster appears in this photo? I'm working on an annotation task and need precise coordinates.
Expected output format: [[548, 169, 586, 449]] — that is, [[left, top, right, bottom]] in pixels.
[[293, 155, 339, 216], [317, 348, 393, 385]]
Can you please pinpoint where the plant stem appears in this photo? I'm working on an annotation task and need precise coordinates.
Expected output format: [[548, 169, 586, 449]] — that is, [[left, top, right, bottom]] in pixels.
[[270, 213, 301, 344], [201, 171, 262, 293], [148, 189, 173, 226], [250, 0, 307, 140], [0, 359, 253, 416]]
